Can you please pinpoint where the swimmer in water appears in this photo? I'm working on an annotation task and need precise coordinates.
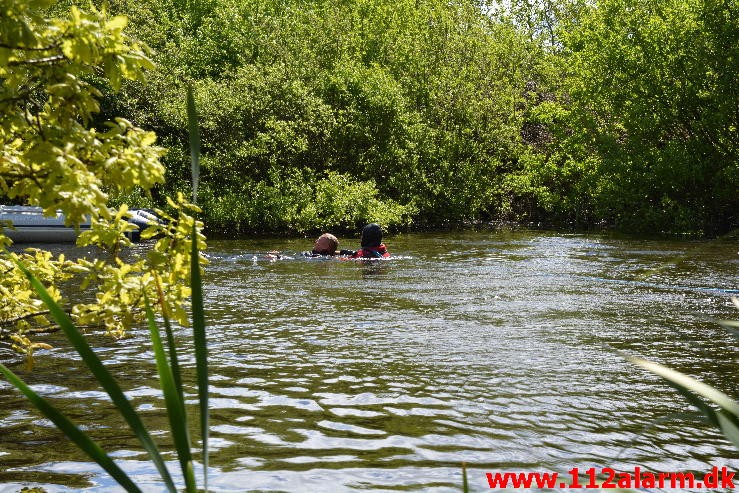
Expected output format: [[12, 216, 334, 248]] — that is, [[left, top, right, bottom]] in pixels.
[[303, 233, 354, 257], [348, 223, 390, 258]]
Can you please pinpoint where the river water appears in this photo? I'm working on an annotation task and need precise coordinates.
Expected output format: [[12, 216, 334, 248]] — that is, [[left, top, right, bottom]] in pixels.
[[0, 230, 737, 492]]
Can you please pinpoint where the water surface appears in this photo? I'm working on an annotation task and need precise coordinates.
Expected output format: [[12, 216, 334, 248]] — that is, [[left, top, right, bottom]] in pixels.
[[1, 230, 737, 491]]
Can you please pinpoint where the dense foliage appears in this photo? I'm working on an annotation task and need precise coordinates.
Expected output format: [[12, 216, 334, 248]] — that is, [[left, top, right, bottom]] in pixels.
[[509, 0, 738, 233], [72, 0, 733, 236], [98, 0, 550, 233], [101, 0, 736, 235], [0, 0, 204, 361], [2, 0, 735, 263]]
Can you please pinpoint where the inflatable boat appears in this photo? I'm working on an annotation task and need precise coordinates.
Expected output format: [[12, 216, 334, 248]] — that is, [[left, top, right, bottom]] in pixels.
[[0, 205, 159, 243]]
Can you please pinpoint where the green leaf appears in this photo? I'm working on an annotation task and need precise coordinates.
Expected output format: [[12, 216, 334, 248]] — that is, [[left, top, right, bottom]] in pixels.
[[144, 297, 197, 493], [717, 412, 739, 451], [628, 355, 739, 449], [717, 320, 739, 340], [11, 256, 178, 492], [191, 223, 209, 491], [664, 380, 721, 429], [0, 363, 142, 493], [161, 314, 185, 410], [627, 357, 739, 417], [106, 15, 129, 31], [187, 85, 201, 204], [626, 356, 739, 416]]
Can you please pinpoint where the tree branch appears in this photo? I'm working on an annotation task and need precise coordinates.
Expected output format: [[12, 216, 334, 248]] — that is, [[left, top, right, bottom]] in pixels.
[[0, 42, 56, 52], [1, 309, 55, 326], [9, 54, 65, 66]]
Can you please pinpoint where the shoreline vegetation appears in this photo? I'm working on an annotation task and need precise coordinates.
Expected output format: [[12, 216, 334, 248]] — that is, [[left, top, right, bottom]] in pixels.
[[1, 0, 736, 238], [92, 0, 735, 239], [201, 219, 739, 241]]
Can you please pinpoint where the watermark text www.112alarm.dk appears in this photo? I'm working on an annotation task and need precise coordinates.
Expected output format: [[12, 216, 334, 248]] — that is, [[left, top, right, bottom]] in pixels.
[[485, 466, 736, 489]]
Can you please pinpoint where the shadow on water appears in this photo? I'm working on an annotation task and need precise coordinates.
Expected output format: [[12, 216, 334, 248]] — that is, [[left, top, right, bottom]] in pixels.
[[0, 230, 737, 491]]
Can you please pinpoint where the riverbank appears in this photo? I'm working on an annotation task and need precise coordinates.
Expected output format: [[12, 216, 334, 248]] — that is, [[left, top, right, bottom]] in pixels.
[[202, 217, 735, 241]]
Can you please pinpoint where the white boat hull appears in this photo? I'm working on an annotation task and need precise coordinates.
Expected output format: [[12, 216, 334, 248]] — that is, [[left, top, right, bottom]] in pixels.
[[0, 205, 156, 243]]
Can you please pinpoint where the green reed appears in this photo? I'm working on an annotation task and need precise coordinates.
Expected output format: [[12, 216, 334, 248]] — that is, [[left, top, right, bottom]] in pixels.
[[187, 84, 201, 206], [0, 225, 209, 492], [627, 297, 739, 452]]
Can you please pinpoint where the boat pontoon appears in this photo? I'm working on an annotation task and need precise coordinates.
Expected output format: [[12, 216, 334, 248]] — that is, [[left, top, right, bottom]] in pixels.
[[0, 205, 159, 243]]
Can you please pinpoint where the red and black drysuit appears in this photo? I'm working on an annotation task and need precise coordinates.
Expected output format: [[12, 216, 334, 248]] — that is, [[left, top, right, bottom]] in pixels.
[[349, 244, 390, 259]]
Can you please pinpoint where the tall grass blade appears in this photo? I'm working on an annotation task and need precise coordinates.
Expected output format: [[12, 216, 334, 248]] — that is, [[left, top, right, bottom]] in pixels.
[[717, 320, 739, 340], [0, 363, 142, 493], [162, 314, 186, 404], [628, 356, 739, 449], [11, 256, 177, 492], [664, 380, 721, 428], [186, 84, 201, 204], [717, 413, 739, 450], [144, 297, 197, 492], [191, 224, 209, 491], [628, 357, 739, 416], [461, 462, 469, 493], [153, 275, 186, 406]]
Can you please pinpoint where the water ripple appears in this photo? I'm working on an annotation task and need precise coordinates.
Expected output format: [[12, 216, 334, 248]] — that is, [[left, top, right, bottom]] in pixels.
[[1, 231, 737, 491]]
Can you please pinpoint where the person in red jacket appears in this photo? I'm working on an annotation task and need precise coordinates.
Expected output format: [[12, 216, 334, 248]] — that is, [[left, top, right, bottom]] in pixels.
[[349, 223, 390, 259]]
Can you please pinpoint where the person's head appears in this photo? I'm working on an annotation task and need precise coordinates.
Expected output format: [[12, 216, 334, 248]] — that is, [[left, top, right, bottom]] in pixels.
[[313, 233, 338, 255], [360, 223, 383, 248]]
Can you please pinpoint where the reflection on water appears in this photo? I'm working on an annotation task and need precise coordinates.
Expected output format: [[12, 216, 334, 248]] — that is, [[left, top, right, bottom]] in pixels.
[[1, 230, 737, 492]]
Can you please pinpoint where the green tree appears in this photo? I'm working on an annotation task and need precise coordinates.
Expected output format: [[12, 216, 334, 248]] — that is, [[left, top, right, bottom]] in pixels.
[[556, 0, 737, 232], [100, 0, 545, 230], [0, 0, 204, 363]]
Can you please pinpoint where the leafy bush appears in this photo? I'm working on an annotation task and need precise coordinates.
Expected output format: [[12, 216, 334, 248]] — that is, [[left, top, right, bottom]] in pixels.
[[99, 0, 542, 230], [201, 168, 415, 235], [553, 0, 739, 233], [91, 0, 738, 235]]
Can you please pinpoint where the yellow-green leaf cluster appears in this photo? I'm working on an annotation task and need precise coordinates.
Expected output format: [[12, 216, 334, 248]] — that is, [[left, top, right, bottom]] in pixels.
[[0, 1, 205, 361], [0, 0, 163, 224], [0, 249, 72, 363]]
